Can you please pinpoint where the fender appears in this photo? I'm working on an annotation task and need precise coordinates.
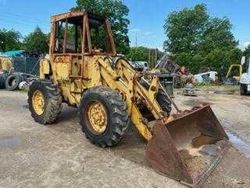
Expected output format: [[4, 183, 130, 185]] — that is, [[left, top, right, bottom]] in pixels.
[[40, 58, 51, 79]]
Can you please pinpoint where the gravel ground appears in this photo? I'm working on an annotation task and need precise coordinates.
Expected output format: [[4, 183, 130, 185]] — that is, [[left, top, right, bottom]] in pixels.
[[0, 89, 250, 188]]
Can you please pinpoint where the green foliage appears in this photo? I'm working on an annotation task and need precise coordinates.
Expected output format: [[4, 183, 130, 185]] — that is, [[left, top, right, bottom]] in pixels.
[[175, 53, 191, 67], [127, 47, 148, 61], [201, 18, 237, 53], [164, 4, 241, 77], [164, 4, 208, 54], [204, 48, 228, 74], [72, 0, 130, 54], [174, 48, 243, 76], [244, 45, 250, 57], [228, 48, 243, 64], [23, 27, 48, 54], [0, 29, 22, 52], [127, 47, 164, 68], [202, 48, 243, 77]]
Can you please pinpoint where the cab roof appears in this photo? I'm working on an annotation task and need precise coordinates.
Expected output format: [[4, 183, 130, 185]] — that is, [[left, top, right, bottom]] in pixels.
[[51, 11, 105, 23]]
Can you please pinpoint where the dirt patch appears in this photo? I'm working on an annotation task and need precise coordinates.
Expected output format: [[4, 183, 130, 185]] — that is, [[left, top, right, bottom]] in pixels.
[[242, 102, 250, 108], [1, 89, 250, 188], [214, 90, 239, 95], [182, 99, 212, 107], [0, 136, 21, 149], [110, 126, 148, 167], [179, 149, 209, 179], [204, 147, 250, 188]]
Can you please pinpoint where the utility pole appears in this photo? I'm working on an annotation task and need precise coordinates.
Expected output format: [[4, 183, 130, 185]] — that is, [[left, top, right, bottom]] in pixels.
[[154, 48, 158, 67], [148, 49, 151, 67]]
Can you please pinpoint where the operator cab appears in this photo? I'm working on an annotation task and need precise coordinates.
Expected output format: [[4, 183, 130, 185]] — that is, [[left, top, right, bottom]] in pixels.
[[50, 11, 116, 56]]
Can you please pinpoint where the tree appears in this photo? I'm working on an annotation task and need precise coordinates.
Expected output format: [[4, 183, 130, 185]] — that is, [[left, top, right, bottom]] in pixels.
[[127, 47, 164, 68], [244, 45, 250, 57], [127, 47, 148, 61], [23, 27, 48, 54], [164, 4, 240, 76], [164, 4, 208, 54], [72, 0, 130, 54], [0, 29, 22, 52], [200, 18, 237, 54]]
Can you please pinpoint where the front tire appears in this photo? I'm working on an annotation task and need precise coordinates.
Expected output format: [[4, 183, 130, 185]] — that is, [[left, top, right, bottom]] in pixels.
[[28, 80, 62, 124], [79, 86, 129, 148]]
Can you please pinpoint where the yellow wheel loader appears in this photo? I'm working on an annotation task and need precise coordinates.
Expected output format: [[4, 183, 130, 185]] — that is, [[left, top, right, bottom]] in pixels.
[[28, 11, 230, 187]]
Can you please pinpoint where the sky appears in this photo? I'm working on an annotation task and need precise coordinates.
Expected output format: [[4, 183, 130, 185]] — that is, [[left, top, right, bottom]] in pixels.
[[0, 0, 249, 50]]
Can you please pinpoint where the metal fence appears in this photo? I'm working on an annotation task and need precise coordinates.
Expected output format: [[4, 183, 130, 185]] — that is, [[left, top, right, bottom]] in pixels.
[[13, 57, 39, 76]]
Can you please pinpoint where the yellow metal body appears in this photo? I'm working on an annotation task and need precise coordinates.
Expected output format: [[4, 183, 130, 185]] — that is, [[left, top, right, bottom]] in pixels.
[[37, 11, 230, 187], [86, 101, 108, 134], [39, 11, 170, 141], [226, 64, 243, 81], [0, 56, 13, 72], [40, 54, 166, 140], [32, 90, 45, 115]]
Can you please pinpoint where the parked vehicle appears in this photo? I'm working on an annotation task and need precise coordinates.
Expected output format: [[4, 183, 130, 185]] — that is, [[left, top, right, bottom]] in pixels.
[[223, 64, 242, 85], [240, 57, 250, 95], [194, 71, 218, 83]]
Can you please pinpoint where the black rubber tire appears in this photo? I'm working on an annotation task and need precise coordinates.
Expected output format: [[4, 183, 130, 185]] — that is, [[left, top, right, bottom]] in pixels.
[[5, 73, 23, 91], [157, 89, 172, 115], [79, 86, 129, 148], [240, 84, 249, 96], [140, 79, 172, 114], [0, 73, 8, 89], [28, 80, 62, 124]]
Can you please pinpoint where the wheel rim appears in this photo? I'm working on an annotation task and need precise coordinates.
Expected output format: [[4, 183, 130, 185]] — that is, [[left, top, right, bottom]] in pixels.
[[86, 101, 108, 135], [32, 90, 45, 115]]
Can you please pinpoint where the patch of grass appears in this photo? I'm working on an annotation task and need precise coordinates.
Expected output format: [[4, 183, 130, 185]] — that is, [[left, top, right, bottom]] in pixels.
[[195, 83, 240, 92]]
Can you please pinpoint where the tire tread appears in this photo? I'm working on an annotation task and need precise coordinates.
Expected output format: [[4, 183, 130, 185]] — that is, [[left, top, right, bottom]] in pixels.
[[80, 86, 129, 147], [28, 80, 62, 124]]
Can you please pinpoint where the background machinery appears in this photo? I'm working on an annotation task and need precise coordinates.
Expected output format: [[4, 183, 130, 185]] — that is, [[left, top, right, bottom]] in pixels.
[[225, 64, 242, 84], [223, 57, 244, 85], [0, 55, 38, 91], [28, 11, 230, 187], [0, 56, 13, 89], [240, 56, 250, 95]]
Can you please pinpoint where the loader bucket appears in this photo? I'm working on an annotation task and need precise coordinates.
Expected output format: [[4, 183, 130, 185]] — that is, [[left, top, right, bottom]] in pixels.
[[146, 105, 230, 187]]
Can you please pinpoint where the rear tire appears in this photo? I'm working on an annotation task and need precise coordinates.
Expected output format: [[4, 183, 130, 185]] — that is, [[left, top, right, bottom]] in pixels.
[[79, 86, 129, 148], [157, 89, 172, 114], [28, 80, 62, 124], [240, 84, 248, 96], [140, 79, 172, 114]]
